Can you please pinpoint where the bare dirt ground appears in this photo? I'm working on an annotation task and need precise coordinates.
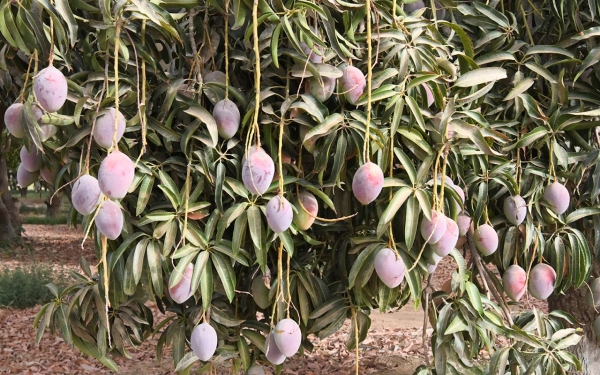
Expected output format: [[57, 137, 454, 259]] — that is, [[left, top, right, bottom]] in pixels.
[[0, 225, 546, 375]]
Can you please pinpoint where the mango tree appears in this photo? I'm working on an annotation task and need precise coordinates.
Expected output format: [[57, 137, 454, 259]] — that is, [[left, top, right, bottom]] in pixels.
[[3, 0, 600, 373]]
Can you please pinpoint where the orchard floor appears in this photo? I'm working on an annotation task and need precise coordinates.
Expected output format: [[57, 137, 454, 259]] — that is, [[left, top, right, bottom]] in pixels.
[[0, 225, 547, 375]]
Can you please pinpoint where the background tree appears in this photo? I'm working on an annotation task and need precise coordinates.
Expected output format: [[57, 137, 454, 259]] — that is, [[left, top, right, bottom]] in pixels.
[[2, 0, 600, 374], [0, 105, 21, 243]]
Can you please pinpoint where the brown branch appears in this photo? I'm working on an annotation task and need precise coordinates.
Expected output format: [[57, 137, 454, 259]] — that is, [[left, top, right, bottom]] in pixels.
[[466, 230, 514, 326]]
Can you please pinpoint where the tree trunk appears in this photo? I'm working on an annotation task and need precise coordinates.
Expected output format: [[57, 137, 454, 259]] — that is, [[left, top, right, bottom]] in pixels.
[[20, 187, 27, 198], [45, 190, 61, 218], [548, 262, 600, 374], [0, 104, 20, 242]]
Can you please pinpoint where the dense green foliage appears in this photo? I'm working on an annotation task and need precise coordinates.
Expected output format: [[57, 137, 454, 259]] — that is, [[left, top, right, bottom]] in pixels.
[[3, 0, 600, 373], [0, 265, 65, 308]]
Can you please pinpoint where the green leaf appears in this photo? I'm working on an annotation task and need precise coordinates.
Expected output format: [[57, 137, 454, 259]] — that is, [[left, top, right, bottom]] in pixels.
[[212, 252, 236, 302], [455, 68, 507, 88], [575, 46, 600, 82], [309, 296, 347, 319], [566, 207, 600, 223], [54, 0, 78, 47], [394, 149, 417, 185], [132, 238, 150, 285], [200, 256, 213, 311], [136, 175, 154, 216], [211, 305, 244, 327], [22, 102, 43, 152], [503, 126, 547, 151], [376, 187, 412, 238], [474, 52, 516, 65], [465, 281, 483, 316], [451, 119, 502, 156], [503, 78, 535, 101], [525, 62, 558, 84], [147, 242, 164, 297], [158, 170, 181, 208], [348, 245, 378, 289], [319, 6, 349, 60], [215, 162, 226, 213], [405, 96, 426, 132], [472, 2, 509, 27], [444, 315, 468, 335], [303, 113, 343, 144], [232, 0, 247, 29], [246, 205, 266, 267], [488, 347, 510, 375], [553, 331, 582, 350], [175, 352, 199, 372], [190, 251, 210, 296], [526, 45, 574, 58], [438, 21, 474, 58], [185, 105, 218, 148], [169, 253, 195, 288], [404, 195, 419, 251], [270, 23, 282, 68], [237, 336, 251, 370]]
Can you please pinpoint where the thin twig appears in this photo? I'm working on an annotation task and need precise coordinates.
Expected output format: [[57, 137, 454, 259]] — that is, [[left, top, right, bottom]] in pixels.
[[422, 273, 433, 366]]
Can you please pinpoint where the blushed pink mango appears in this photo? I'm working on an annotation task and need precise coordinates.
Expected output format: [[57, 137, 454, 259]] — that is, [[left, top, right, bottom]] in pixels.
[[71, 174, 102, 216], [528, 263, 556, 300], [5, 103, 25, 138], [273, 318, 302, 357], [40, 166, 58, 184], [404, 0, 425, 12], [352, 162, 384, 205], [503, 195, 527, 226], [420, 211, 447, 244], [457, 214, 471, 236], [339, 66, 366, 105], [93, 108, 126, 148], [20, 146, 43, 172], [474, 224, 498, 256], [427, 252, 443, 274], [96, 200, 123, 240], [430, 218, 459, 257], [17, 164, 39, 187], [34, 66, 68, 112], [213, 99, 240, 140], [203, 70, 226, 84], [98, 151, 135, 199], [242, 148, 275, 195], [190, 323, 218, 361], [300, 42, 324, 64], [293, 191, 318, 230], [266, 195, 293, 233], [168, 263, 195, 304], [241, 145, 263, 166], [374, 248, 405, 288], [502, 264, 527, 302], [265, 332, 285, 365], [544, 182, 569, 215], [251, 274, 271, 309], [308, 76, 336, 102]]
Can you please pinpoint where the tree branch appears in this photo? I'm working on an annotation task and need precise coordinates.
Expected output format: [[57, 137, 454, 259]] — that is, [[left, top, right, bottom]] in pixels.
[[467, 230, 514, 326]]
